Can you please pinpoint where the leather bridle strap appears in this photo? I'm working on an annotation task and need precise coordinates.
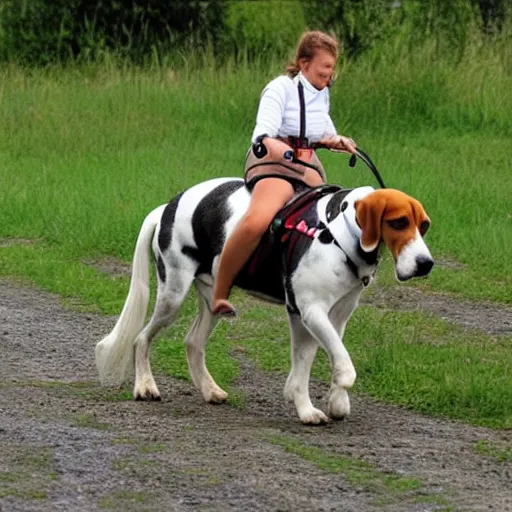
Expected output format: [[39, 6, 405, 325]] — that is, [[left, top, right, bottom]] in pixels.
[[297, 81, 307, 148]]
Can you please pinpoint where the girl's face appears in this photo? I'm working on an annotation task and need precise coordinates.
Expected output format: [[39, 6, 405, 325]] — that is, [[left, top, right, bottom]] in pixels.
[[300, 49, 337, 90]]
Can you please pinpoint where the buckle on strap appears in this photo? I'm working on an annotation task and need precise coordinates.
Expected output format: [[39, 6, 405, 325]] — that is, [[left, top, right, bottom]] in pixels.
[[288, 136, 310, 149]]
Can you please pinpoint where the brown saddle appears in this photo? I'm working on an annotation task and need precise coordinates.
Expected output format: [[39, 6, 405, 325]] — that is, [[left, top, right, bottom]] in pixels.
[[244, 138, 327, 189]]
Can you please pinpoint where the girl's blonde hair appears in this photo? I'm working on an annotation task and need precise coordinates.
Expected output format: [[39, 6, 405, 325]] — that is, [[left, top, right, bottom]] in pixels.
[[286, 31, 339, 77]]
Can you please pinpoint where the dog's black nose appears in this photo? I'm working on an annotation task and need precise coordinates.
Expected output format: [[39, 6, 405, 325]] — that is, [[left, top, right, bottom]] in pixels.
[[415, 257, 434, 277]]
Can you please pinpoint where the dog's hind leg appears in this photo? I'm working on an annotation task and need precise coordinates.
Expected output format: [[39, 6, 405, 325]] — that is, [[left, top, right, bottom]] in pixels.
[[185, 279, 228, 403], [133, 266, 196, 401], [284, 313, 329, 425]]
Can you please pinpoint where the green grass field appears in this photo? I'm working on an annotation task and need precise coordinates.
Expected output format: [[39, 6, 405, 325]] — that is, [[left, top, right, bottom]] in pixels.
[[1, 43, 511, 429]]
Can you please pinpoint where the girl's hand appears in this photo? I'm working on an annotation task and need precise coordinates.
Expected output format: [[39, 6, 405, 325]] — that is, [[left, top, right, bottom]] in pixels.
[[319, 135, 357, 154]]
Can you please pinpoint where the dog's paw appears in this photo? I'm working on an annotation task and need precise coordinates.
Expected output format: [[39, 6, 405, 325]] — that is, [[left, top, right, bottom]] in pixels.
[[133, 377, 161, 402], [298, 406, 330, 425], [204, 385, 228, 404], [328, 387, 351, 419]]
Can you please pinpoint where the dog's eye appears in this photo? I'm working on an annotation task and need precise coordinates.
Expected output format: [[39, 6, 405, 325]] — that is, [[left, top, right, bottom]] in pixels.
[[387, 217, 409, 230], [419, 220, 430, 236]]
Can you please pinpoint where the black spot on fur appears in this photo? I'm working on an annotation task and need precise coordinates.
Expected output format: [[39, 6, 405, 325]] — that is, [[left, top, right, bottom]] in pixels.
[[190, 181, 245, 274], [159, 192, 184, 253], [357, 245, 380, 265], [182, 245, 201, 263], [156, 255, 166, 282], [182, 245, 211, 275], [318, 229, 334, 244], [325, 189, 352, 223]]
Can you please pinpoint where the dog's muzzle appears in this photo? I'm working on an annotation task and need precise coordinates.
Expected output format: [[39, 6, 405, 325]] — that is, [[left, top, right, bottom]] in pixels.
[[395, 237, 434, 282], [397, 255, 434, 281], [415, 256, 434, 277]]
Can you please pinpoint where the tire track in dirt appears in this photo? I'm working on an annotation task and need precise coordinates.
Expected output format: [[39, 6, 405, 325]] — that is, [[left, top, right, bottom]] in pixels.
[[0, 281, 510, 511]]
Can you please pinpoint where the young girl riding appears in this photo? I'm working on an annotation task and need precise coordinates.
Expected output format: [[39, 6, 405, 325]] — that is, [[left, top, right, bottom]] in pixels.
[[212, 31, 357, 317]]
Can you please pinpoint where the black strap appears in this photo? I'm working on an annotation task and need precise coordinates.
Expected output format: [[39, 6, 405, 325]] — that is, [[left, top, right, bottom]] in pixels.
[[333, 237, 371, 286], [298, 81, 306, 143], [354, 148, 387, 189]]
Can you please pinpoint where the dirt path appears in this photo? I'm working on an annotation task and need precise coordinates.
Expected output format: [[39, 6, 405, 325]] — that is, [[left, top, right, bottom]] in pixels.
[[361, 285, 512, 336], [1, 281, 511, 512]]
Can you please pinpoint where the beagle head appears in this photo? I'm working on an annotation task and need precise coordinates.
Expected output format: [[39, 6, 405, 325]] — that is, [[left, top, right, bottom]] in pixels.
[[354, 189, 434, 281]]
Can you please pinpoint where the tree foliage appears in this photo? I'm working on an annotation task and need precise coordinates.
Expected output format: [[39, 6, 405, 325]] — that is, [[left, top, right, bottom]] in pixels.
[[0, 0, 509, 65], [0, 0, 225, 64]]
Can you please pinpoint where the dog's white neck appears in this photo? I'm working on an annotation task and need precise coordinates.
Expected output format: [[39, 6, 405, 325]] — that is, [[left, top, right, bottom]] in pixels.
[[319, 186, 378, 282]]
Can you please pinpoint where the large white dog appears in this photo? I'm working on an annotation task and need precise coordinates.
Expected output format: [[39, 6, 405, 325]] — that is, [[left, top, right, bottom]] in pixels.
[[95, 179, 433, 424]]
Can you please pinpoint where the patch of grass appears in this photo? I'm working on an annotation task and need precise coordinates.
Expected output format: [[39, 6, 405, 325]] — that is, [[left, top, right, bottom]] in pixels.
[[4, 378, 135, 405], [0, 244, 132, 316], [181, 467, 224, 487], [0, 488, 47, 500], [99, 490, 150, 510], [473, 440, 512, 462], [71, 413, 111, 431], [101, 388, 134, 402], [15, 447, 54, 470], [0, 446, 56, 502], [207, 475, 223, 487], [410, 494, 456, 511], [268, 435, 451, 507], [138, 443, 167, 454], [238, 295, 512, 429], [226, 388, 246, 409], [112, 454, 160, 473], [0, 472, 19, 483]]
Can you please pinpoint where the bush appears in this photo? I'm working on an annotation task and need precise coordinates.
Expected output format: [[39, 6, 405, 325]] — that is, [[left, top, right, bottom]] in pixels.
[[301, 0, 509, 60], [0, 0, 225, 65], [0, 0, 509, 65], [223, 0, 306, 59]]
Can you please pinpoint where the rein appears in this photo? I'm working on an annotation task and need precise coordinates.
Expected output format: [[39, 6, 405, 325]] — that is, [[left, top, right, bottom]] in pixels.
[[350, 148, 387, 189], [316, 145, 387, 189]]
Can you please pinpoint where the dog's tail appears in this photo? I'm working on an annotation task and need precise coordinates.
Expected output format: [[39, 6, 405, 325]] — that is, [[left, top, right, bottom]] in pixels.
[[95, 206, 164, 387]]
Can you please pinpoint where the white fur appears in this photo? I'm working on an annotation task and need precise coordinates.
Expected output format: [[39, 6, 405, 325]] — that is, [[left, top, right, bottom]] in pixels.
[[395, 230, 433, 281], [95, 204, 166, 386], [95, 181, 432, 424]]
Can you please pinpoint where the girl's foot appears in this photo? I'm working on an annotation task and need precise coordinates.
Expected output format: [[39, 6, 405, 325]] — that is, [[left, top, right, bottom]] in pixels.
[[212, 299, 237, 318]]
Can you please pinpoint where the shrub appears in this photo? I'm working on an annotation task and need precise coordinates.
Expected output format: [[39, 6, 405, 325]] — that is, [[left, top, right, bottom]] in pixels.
[[0, 0, 225, 65], [223, 0, 306, 59]]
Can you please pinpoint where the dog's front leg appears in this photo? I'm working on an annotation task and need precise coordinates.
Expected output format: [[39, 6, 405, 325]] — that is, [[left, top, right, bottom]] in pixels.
[[284, 313, 329, 425], [301, 305, 356, 419]]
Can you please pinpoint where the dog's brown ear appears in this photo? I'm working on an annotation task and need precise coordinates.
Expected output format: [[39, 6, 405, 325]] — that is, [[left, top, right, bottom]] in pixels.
[[411, 200, 431, 236], [355, 195, 386, 252]]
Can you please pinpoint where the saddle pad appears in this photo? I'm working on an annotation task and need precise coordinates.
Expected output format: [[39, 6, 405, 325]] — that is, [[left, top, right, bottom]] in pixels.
[[234, 185, 352, 304], [271, 184, 342, 238]]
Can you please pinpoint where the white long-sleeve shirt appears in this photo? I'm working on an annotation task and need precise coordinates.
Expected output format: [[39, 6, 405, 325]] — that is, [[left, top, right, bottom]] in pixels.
[[251, 72, 337, 144]]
